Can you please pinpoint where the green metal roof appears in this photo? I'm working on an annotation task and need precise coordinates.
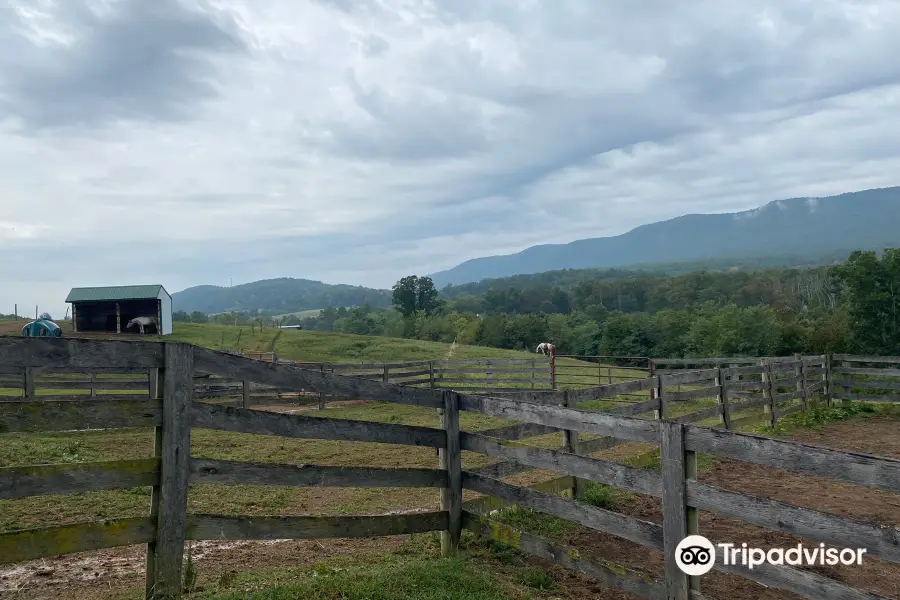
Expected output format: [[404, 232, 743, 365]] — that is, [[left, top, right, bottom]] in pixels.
[[66, 285, 167, 302]]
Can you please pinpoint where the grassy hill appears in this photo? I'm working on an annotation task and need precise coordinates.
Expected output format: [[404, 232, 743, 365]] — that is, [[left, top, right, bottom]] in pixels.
[[169, 323, 538, 363], [0, 318, 540, 364]]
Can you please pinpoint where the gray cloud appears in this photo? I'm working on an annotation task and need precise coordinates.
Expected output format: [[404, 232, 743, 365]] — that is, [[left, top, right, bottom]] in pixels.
[[4, 0, 900, 317], [0, 0, 246, 132]]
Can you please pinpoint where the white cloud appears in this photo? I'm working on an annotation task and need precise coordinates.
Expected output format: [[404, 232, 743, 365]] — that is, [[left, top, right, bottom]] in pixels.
[[3, 0, 900, 316]]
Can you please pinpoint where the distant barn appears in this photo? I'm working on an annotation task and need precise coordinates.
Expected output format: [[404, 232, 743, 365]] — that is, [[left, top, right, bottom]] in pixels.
[[65, 285, 173, 335]]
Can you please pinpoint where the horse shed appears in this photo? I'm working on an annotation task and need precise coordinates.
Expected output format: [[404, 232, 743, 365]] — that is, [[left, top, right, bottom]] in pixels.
[[65, 285, 172, 335]]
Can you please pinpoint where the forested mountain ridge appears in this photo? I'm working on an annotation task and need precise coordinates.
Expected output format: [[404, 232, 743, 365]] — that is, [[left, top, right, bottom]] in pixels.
[[171, 277, 391, 314], [428, 187, 900, 287]]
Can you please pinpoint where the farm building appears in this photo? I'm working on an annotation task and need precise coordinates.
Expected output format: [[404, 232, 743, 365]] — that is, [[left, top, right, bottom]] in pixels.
[[65, 285, 173, 335]]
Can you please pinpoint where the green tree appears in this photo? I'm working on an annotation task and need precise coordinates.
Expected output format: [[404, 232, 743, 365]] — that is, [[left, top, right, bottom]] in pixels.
[[392, 275, 445, 318], [416, 277, 444, 316], [831, 249, 900, 354], [392, 276, 420, 317]]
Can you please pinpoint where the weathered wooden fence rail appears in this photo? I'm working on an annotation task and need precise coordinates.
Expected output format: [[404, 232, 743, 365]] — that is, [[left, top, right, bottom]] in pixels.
[[0, 338, 895, 600]]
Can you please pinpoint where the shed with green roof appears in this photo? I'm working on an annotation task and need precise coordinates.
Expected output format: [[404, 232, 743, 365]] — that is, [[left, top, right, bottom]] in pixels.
[[65, 285, 172, 335]]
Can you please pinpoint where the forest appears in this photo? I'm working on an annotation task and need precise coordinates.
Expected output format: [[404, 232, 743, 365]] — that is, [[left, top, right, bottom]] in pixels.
[[172, 249, 900, 359]]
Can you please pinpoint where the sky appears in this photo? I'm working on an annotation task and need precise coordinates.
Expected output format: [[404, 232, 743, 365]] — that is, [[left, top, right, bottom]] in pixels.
[[4, 0, 900, 318]]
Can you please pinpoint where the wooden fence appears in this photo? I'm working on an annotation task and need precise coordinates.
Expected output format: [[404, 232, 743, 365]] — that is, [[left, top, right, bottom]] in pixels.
[[0, 339, 896, 600], [830, 354, 900, 404], [0, 357, 554, 406]]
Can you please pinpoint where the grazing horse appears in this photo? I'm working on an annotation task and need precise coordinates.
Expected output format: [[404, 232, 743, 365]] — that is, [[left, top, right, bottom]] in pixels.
[[535, 342, 556, 356], [125, 316, 158, 334]]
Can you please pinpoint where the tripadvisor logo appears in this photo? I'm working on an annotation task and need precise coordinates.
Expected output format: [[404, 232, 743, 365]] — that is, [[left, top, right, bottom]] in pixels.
[[675, 535, 867, 576], [675, 535, 716, 576]]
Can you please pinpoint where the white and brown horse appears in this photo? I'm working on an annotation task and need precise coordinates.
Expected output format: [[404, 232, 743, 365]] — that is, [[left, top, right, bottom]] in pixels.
[[535, 342, 556, 357]]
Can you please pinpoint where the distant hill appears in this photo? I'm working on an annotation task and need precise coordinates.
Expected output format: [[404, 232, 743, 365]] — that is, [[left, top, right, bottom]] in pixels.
[[428, 187, 900, 287], [172, 278, 391, 315]]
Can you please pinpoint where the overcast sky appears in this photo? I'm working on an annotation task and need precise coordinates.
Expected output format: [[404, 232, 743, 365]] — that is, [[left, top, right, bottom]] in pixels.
[[4, 0, 900, 317]]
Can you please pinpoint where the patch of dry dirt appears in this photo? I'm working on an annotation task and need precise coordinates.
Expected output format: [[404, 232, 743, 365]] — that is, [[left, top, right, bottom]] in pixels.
[[0, 537, 409, 599]]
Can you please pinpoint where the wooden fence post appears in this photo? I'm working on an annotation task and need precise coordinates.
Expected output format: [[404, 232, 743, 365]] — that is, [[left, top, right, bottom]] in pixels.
[[241, 380, 250, 409], [382, 365, 390, 384], [660, 421, 696, 600], [550, 353, 557, 391], [149, 368, 160, 400], [762, 359, 776, 428], [655, 374, 667, 420], [145, 342, 193, 599], [319, 365, 327, 409], [148, 369, 158, 399], [438, 390, 462, 557], [716, 367, 732, 430], [530, 359, 535, 390], [798, 356, 809, 410], [23, 367, 35, 400], [824, 354, 834, 406], [429, 361, 436, 389], [486, 361, 493, 390], [562, 390, 585, 500]]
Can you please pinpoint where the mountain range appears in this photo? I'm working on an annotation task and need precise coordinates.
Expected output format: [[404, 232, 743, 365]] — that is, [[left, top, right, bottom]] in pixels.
[[171, 278, 391, 315], [427, 186, 900, 287], [172, 186, 899, 313]]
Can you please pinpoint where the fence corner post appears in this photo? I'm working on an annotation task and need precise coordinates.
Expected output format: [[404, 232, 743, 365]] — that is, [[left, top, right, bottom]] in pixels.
[[439, 390, 462, 557], [660, 420, 695, 600], [145, 342, 193, 600], [716, 367, 732, 430]]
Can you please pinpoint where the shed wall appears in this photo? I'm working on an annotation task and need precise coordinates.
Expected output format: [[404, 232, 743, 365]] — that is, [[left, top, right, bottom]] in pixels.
[[159, 291, 173, 335]]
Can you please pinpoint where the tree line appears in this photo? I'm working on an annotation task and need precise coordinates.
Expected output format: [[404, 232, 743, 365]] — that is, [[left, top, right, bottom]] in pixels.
[[173, 249, 900, 359]]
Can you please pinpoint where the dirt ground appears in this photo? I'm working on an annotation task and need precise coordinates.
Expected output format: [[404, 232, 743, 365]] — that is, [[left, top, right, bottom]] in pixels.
[[2, 415, 899, 599], [554, 415, 900, 600]]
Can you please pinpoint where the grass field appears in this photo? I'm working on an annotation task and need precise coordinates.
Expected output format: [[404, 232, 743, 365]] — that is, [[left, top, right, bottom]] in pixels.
[[0, 321, 660, 533]]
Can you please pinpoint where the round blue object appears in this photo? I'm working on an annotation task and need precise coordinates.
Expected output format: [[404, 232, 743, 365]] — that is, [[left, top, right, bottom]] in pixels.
[[21, 319, 62, 337]]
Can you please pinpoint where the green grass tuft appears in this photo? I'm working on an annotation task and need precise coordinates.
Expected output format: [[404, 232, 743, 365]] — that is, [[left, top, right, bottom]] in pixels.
[[519, 566, 555, 591], [580, 481, 629, 510], [491, 505, 575, 543], [757, 399, 894, 434], [187, 555, 526, 599]]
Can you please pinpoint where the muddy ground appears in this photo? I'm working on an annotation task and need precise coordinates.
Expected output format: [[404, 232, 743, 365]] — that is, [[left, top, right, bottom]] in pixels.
[[2, 414, 898, 599]]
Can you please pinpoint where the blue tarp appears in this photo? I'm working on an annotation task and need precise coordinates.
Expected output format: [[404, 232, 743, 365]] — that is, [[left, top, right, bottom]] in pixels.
[[21, 319, 62, 337]]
